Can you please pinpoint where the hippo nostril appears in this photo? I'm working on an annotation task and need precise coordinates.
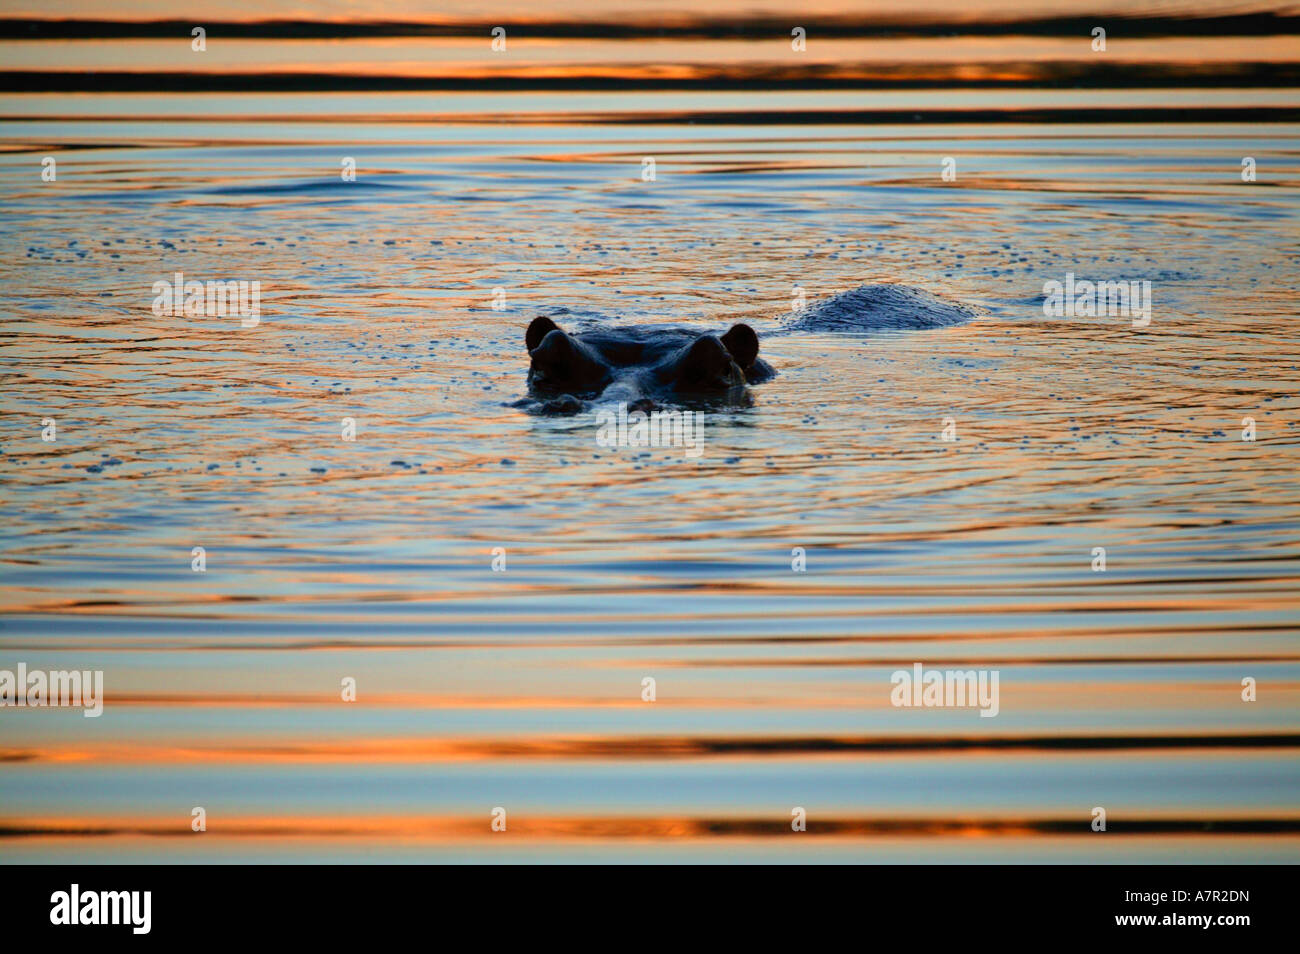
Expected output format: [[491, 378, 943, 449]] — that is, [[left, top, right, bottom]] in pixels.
[[530, 328, 575, 364], [686, 334, 729, 367], [689, 335, 727, 356], [526, 315, 560, 352], [680, 334, 738, 383], [528, 328, 611, 394]]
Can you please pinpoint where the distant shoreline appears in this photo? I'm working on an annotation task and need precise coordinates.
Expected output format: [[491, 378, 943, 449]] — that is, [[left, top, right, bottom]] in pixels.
[[2, 13, 1299, 40], [4, 100, 1296, 125], [3, 63, 1299, 96]]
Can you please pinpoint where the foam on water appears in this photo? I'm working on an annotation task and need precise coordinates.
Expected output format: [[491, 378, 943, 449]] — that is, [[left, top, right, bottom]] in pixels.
[[777, 284, 980, 333]]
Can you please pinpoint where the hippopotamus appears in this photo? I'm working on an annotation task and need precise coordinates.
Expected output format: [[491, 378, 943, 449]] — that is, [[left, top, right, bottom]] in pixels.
[[521, 315, 776, 415], [516, 284, 976, 415]]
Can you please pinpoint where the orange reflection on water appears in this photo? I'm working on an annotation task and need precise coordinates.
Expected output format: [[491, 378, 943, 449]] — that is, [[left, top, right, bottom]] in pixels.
[[4, 812, 1299, 843]]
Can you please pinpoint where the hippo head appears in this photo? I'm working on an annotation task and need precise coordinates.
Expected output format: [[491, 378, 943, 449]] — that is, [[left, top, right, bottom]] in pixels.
[[523, 316, 772, 414]]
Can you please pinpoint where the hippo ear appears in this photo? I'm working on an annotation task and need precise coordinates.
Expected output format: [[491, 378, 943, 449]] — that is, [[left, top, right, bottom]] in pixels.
[[527, 316, 560, 352], [721, 323, 759, 368]]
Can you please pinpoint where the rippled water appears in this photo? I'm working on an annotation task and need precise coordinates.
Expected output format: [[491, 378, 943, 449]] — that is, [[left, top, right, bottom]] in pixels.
[[2, 92, 1298, 862]]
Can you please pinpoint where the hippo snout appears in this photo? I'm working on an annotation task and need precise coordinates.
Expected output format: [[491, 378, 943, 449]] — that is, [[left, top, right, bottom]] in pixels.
[[521, 315, 773, 414]]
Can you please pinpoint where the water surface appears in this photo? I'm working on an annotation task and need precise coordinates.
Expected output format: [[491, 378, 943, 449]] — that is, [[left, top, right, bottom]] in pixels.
[[2, 88, 1298, 863]]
